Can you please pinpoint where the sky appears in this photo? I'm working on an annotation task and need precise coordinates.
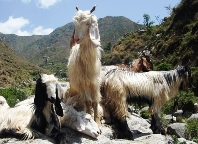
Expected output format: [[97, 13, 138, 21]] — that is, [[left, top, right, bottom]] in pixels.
[[0, 0, 181, 36]]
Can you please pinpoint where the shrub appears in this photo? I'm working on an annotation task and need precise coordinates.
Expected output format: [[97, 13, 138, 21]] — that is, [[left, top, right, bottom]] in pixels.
[[162, 91, 197, 115], [178, 91, 197, 113], [140, 110, 151, 119], [176, 115, 185, 123], [0, 87, 28, 107], [185, 119, 198, 142], [155, 62, 172, 71], [161, 98, 174, 114]]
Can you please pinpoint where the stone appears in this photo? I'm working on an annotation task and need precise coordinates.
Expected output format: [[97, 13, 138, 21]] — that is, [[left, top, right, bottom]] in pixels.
[[167, 123, 186, 138]]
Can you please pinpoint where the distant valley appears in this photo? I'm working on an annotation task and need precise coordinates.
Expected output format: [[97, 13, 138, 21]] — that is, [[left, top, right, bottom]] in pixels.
[[0, 16, 143, 73]]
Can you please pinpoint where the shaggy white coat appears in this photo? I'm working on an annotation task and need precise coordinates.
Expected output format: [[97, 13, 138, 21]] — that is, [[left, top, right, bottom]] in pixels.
[[67, 7, 102, 125], [102, 66, 190, 121]]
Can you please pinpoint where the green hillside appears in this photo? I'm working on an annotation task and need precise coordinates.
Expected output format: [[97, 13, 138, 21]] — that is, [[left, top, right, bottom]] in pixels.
[[103, 0, 198, 90], [0, 38, 49, 88]]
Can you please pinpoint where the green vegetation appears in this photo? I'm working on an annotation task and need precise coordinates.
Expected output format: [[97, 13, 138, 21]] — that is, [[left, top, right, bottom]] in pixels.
[[0, 87, 29, 107], [161, 91, 197, 115], [140, 110, 151, 119], [155, 62, 172, 71], [0, 38, 49, 88], [185, 119, 198, 142]]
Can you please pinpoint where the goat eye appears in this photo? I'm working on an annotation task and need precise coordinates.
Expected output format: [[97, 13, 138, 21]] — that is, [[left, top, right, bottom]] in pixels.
[[86, 118, 91, 122], [86, 23, 90, 26]]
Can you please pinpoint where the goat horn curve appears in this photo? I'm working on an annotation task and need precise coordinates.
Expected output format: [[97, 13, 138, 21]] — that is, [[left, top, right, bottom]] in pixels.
[[90, 5, 96, 13]]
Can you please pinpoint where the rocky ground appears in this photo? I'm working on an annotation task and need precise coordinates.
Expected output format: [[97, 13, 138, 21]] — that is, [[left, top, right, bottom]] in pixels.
[[0, 112, 196, 144]]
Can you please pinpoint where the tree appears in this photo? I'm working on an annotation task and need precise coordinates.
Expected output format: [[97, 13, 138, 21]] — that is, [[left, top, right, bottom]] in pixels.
[[104, 42, 112, 52], [143, 14, 155, 35], [143, 14, 154, 27]]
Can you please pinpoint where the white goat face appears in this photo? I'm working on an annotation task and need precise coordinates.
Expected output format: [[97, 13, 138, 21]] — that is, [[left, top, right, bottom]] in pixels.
[[73, 10, 92, 44], [45, 81, 57, 100], [75, 111, 100, 139], [41, 74, 58, 101]]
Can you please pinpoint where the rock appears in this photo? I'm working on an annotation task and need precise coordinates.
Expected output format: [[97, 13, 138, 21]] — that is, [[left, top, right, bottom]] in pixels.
[[188, 113, 198, 120], [173, 110, 183, 117], [178, 138, 197, 144], [141, 106, 149, 111], [0, 112, 171, 144], [164, 114, 176, 123], [127, 113, 153, 138], [194, 103, 198, 113], [167, 123, 186, 138]]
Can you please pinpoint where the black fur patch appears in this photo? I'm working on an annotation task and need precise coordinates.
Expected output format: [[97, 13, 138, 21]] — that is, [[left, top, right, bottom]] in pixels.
[[34, 77, 48, 112], [31, 111, 48, 134], [163, 72, 177, 86], [113, 117, 133, 140], [127, 94, 154, 107], [54, 86, 63, 117], [150, 114, 165, 135], [0, 128, 26, 139]]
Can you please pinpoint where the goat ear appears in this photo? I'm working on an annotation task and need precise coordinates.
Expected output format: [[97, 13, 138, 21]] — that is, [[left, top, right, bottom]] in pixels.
[[55, 88, 63, 117], [70, 29, 75, 48], [89, 22, 100, 47], [55, 102, 63, 117], [34, 78, 46, 111]]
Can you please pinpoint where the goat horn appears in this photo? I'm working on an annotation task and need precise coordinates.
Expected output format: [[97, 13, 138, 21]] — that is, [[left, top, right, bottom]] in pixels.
[[90, 5, 96, 13], [76, 6, 79, 11]]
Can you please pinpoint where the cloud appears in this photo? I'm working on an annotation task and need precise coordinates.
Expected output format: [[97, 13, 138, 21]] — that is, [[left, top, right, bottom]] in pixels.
[[33, 26, 53, 35], [36, 0, 61, 9], [21, 0, 31, 3], [0, 16, 54, 36], [0, 16, 30, 36], [16, 30, 31, 36]]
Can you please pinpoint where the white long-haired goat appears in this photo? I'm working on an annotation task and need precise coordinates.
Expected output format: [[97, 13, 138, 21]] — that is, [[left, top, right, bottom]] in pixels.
[[0, 74, 67, 144], [67, 6, 102, 127], [60, 96, 100, 139], [101, 65, 193, 139]]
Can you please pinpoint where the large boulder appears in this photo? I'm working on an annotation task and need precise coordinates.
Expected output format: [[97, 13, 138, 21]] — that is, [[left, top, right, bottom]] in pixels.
[[127, 113, 152, 138], [167, 123, 186, 138], [188, 113, 198, 120]]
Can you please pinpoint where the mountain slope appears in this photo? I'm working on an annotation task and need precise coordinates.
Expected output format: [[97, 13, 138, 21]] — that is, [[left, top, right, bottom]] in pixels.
[[0, 16, 142, 73], [103, 0, 198, 89], [0, 33, 44, 55], [0, 38, 49, 88], [99, 16, 143, 45], [0, 16, 143, 61]]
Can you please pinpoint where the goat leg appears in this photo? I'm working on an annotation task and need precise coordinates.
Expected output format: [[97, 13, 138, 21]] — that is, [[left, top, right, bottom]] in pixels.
[[49, 127, 68, 144]]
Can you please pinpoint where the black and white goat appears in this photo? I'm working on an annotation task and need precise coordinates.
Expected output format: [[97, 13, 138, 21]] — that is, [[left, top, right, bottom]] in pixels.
[[0, 74, 67, 144], [101, 65, 193, 139]]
